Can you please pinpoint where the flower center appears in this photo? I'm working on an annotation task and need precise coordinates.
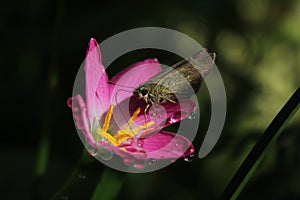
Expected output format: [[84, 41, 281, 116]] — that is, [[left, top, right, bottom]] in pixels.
[[97, 104, 154, 147]]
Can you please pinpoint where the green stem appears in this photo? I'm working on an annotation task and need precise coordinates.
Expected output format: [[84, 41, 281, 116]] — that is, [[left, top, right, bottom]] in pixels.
[[31, 127, 50, 200], [51, 149, 94, 200], [220, 87, 300, 200], [91, 168, 125, 200], [31, 0, 64, 199]]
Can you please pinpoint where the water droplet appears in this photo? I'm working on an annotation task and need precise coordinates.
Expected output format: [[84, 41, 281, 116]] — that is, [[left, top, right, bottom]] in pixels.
[[170, 159, 176, 163], [78, 173, 86, 180], [172, 83, 176, 86], [151, 112, 156, 117], [184, 154, 194, 162], [124, 158, 135, 165], [137, 140, 144, 148], [133, 163, 145, 169], [168, 116, 177, 124], [158, 114, 162, 118], [188, 112, 196, 119], [124, 138, 134, 145], [148, 159, 156, 166], [170, 143, 177, 150], [87, 146, 98, 156], [98, 148, 113, 161]]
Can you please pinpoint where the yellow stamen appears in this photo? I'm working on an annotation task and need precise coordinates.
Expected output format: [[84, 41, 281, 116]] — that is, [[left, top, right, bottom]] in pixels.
[[102, 103, 114, 132], [124, 107, 141, 130], [114, 121, 154, 144], [131, 121, 154, 134], [119, 147, 126, 151], [97, 129, 118, 146], [96, 103, 154, 148], [113, 133, 132, 144]]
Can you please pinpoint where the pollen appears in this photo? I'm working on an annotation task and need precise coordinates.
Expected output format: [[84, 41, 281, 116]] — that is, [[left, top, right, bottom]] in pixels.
[[96, 104, 154, 148]]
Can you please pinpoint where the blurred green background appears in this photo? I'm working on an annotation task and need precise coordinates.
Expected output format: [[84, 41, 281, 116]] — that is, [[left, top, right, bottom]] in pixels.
[[1, 0, 300, 199]]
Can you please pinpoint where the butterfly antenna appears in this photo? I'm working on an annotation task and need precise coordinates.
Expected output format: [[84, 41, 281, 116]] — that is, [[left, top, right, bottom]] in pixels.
[[114, 89, 136, 136], [107, 81, 136, 89]]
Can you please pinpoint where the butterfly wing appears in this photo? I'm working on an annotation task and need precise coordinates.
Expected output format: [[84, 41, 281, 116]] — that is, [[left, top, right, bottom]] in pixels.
[[148, 49, 216, 100]]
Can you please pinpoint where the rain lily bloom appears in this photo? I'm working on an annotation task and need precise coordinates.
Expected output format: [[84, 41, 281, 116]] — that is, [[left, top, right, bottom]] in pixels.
[[68, 38, 196, 168]]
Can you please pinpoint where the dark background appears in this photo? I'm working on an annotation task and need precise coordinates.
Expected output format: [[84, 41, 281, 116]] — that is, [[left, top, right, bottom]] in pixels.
[[1, 0, 300, 199]]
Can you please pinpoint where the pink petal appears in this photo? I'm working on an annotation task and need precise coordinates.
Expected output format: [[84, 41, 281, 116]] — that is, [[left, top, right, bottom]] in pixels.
[[108, 96, 196, 136], [126, 131, 194, 160], [110, 59, 161, 105], [98, 131, 194, 163], [85, 38, 111, 120], [128, 97, 197, 130], [102, 142, 146, 158], [67, 95, 96, 148], [160, 99, 197, 127]]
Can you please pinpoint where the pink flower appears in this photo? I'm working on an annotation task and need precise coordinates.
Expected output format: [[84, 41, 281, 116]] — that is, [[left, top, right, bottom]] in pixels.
[[68, 38, 196, 168]]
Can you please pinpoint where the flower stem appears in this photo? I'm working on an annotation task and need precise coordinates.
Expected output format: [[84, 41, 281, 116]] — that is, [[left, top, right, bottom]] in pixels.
[[50, 149, 94, 200], [220, 87, 300, 200], [31, 128, 50, 200], [91, 168, 125, 200], [30, 0, 65, 199]]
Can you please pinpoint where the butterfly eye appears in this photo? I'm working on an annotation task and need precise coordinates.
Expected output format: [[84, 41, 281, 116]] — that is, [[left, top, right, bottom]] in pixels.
[[141, 89, 148, 96]]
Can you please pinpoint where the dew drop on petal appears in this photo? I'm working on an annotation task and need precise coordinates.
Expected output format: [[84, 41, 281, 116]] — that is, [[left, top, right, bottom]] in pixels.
[[171, 143, 178, 150], [100, 138, 106, 142], [188, 112, 196, 119], [73, 107, 79, 112], [173, 143, 183, 151], [88, 150, 97, 156], [184, 154, 194, 162], [87, 146, 98, 156], [168, 116, 177, 124], [98, 148, 113, 161], [133, 163, 145, 169], [137, 140, 144, 148], [123, 138, 134, 145], [99, 151, 113, 161], [148, 159, 156, 166], [124, 158, 135, 166]]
